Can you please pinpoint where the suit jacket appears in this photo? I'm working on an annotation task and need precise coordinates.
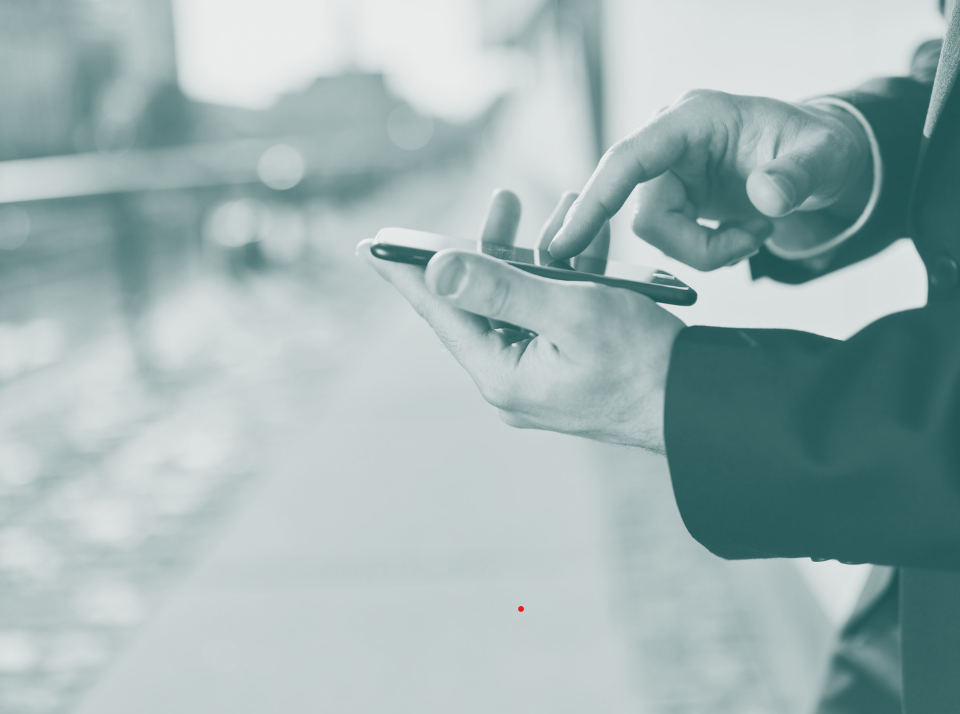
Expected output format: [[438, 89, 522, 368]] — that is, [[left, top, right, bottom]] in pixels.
[[663, 6, 960, 713]]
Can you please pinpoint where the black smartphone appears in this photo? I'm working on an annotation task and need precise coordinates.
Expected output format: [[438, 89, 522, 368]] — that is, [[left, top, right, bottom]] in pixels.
[[371, 228, 697, 306]]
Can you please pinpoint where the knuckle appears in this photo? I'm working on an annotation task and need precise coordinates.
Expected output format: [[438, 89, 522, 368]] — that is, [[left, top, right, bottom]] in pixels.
[[434, 324, 464, 354], [673, 89, 736, 127], [475, 276, 512, 320], [602, 137, 650, 193], [605, 138, 628, 157], [649, 104, 671, 121], [677, 87, 725, 104], [601, 138, 633, 168], [814, 129, 848, 165], [789, 146, 820, 170], [478, 376, 518, 410], [477, 379, 505, 408], [676, 87, 705, 103]]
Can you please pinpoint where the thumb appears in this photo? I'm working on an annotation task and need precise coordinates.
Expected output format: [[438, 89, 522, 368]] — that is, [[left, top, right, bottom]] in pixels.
[[424, 250, 586, 346], [747, 148, 828, 218]]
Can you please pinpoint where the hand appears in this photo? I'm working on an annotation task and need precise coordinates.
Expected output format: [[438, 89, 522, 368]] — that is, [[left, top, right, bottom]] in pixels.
[[549, 90, 874, 270], [357, 189, 685, 453]]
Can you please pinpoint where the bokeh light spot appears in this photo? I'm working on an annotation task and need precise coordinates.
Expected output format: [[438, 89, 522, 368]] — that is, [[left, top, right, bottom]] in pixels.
[[206, 199, 263, 248], [258, 144, 305, 190]]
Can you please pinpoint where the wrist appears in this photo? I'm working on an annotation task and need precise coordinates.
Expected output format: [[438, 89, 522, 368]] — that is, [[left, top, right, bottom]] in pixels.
[[646, 316, 685, 455]]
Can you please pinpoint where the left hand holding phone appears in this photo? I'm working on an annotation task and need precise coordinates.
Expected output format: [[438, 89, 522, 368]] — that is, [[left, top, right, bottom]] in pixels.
[[356, 189, 685, 453]]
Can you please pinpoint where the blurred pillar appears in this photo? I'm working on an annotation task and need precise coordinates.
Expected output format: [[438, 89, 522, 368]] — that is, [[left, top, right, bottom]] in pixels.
[[560, 0, 605, 159], [110, 194, 156, 379], [483, 0, 606, 160]]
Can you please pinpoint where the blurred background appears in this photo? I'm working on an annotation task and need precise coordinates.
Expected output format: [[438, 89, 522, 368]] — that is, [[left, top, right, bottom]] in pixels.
[[0, 0, 943, 712]]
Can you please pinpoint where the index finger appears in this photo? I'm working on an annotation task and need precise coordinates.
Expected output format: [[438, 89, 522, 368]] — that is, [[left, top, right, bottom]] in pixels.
[[537, 191, 578, 250], [548, 114, 691, 259]]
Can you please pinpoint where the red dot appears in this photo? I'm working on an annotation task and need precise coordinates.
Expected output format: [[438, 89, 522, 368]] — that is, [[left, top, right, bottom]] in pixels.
[[518, 606, 524, 612]]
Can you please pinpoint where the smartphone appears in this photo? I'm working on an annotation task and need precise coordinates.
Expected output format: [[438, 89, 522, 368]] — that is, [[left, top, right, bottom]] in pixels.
[[371, 228, 697, 306]]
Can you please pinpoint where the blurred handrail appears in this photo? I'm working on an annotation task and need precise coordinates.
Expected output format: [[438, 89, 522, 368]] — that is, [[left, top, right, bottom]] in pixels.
[[0, 134, 423, 204]]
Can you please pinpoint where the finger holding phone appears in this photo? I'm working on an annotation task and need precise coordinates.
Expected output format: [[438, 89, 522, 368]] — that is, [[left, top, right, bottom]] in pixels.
[[357, 190, 684, 453]]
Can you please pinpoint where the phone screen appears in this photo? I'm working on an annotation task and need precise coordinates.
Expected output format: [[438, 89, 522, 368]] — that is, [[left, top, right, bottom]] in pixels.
[[372, 228, 696, 306]]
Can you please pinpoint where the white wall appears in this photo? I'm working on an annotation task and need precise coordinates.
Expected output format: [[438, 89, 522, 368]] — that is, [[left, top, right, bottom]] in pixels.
[[602, 0, 945, 625]]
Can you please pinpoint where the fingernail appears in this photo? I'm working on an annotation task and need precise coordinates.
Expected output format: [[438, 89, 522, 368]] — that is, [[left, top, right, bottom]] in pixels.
[[434, 256, 467, 296], [763, 172, 796, 209]]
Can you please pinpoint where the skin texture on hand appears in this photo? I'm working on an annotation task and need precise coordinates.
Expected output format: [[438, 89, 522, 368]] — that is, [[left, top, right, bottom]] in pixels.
[[358, 190, 684, 453], [548, 89, 873, 270]]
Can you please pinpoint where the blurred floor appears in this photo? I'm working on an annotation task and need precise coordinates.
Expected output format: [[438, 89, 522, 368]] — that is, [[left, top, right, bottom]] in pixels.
[[70, 156, 833, 713], [73, 162, 646, 714]]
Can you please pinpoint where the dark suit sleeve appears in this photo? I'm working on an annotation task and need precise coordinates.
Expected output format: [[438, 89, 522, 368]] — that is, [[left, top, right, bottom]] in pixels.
[[750, 40, 941, 285], [664, 300, 960, 570]]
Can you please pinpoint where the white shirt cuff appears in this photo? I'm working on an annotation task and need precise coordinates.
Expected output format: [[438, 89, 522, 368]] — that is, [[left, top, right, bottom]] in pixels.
[[763, 97, 883, 261]]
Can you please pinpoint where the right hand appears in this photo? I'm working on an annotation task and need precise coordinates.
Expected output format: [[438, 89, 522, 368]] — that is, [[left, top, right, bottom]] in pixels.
[[548, 89, 874, 270]]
